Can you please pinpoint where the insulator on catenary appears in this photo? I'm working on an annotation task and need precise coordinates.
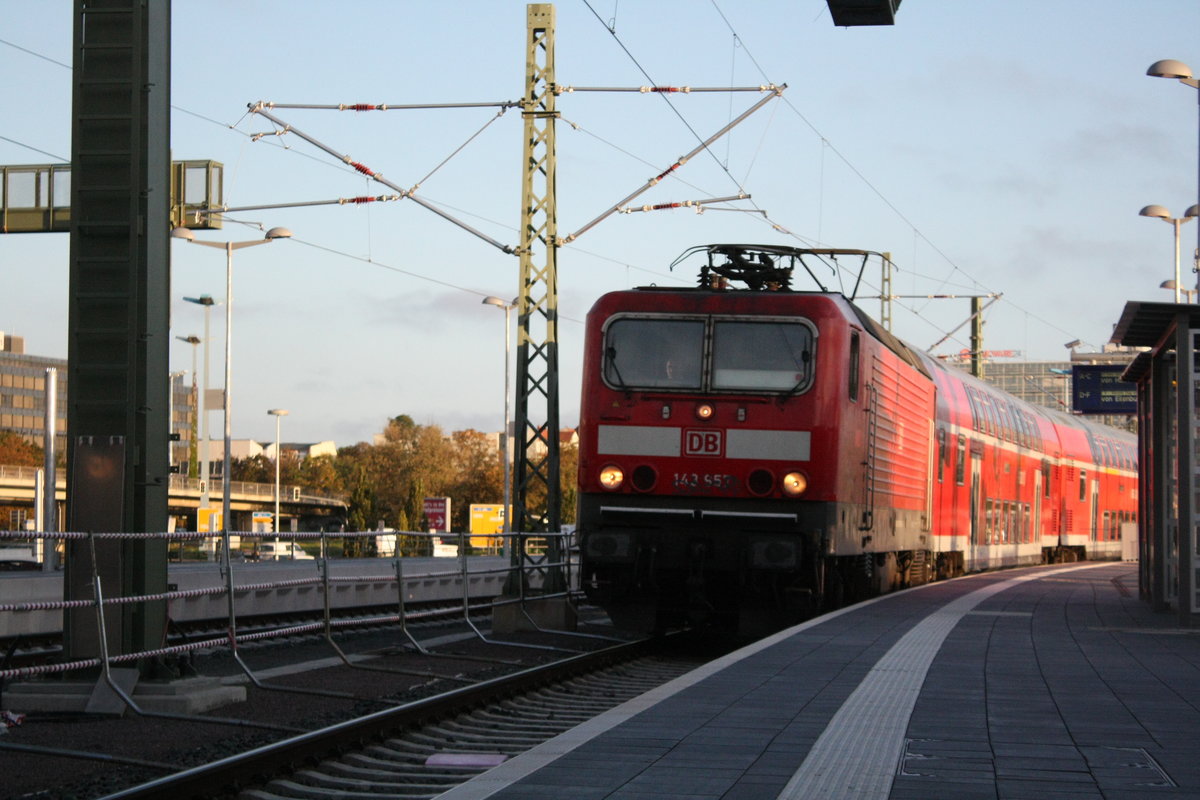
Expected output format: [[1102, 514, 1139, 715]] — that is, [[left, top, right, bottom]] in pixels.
[[642, 86, 689, 93], [349, 161, 376, 177], [342, 104, 378, 111], [651, 163, 682, 183]]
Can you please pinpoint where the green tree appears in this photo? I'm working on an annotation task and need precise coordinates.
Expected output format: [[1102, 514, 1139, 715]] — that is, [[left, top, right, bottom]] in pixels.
[[230, 454, 272, 483]]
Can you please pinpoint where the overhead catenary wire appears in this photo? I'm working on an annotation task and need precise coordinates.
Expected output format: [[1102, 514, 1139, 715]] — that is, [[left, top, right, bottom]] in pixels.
[[254, 100, 520, 111], [617, 193, 749, 214], [696, 2, 1100, 353], [555, 84, 779, 93], [0, 27, 1002, 344], [561, 85, 785, 244], [0, 19, 1104, 354], [247, 101, 516, 255]]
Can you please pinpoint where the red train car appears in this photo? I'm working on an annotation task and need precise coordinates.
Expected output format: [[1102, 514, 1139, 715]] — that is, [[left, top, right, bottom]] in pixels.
[[576, 245, 1137, 633]]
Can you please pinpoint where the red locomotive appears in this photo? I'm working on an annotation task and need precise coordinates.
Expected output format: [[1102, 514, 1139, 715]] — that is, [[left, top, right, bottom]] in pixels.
[[576, 244, 1137, 633]]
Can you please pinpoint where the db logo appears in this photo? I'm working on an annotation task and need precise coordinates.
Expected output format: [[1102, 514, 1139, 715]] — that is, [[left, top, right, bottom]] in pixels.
[[684, 429, 723, 456]]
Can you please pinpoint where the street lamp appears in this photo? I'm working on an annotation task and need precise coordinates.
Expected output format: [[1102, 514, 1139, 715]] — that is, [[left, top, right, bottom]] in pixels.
[[183, 295, 216, 515], [1139, 204, 1199, 303], [1161, 279, 1198, 303], [171, 226, 292, 535], [267, 408, 289, 537], [1147, 59, 1200, 298], [482, 296, 517, 536], [175, 334, 201, 478]]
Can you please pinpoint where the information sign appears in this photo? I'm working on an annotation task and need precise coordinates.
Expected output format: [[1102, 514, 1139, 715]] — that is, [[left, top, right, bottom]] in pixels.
[[1072, 364, 1136, 414]]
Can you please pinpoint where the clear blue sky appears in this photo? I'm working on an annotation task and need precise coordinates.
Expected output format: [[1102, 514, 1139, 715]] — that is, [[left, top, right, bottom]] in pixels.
[[2, 1, 1197, 446]]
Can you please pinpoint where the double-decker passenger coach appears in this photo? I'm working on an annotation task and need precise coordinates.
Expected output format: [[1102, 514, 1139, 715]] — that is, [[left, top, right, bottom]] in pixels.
[[576, 245, 1137, 633]]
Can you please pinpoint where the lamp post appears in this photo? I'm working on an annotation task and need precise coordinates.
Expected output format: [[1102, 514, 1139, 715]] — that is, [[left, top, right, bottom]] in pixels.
[[1161, 279, 1198, 303], [1147, 60, 1200, 298], [1139, 204, 1199, 303], [175, 335, 201, 479], [183, 295, 215, 516], [482, 296, 516, 536], [268, 408, 289, 538], [171, 226, 292, 535]]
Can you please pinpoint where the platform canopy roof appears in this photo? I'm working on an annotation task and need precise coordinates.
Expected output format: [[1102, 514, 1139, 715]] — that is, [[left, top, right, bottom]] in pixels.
[[1111, 301, 1200, 382]]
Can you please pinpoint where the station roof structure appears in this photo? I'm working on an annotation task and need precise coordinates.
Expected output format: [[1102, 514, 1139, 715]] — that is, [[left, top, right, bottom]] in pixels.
[[1111, 301, 1200, 349]]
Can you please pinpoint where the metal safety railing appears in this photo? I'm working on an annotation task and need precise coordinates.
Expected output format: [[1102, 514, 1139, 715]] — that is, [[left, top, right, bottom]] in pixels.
[[0, 528, 619, 721]]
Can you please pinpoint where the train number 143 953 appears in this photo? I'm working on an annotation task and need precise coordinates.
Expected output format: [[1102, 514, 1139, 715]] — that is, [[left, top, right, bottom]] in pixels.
[[672, 472, 735, 492]]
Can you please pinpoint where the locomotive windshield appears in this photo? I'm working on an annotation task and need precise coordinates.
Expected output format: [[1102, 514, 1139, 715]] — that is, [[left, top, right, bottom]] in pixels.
[[604, 318, 705, 390], [603, 316, 814, 393], [712, 321, 813, 391]]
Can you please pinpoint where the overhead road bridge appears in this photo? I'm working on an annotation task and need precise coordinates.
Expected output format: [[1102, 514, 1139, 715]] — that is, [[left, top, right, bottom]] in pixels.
[[0, 464, 347, 532]]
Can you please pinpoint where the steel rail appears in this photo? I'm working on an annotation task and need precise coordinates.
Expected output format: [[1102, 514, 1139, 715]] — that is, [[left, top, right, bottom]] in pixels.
[[97, 635, 663, 800]]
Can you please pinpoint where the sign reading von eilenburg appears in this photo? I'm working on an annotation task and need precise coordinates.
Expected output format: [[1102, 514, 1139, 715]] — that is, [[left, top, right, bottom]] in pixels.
[[1072, 364, 1136, 414]]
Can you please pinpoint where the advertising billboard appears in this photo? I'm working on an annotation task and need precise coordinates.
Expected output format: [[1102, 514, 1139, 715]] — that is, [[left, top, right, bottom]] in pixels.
[[469, 504, 507, 551]]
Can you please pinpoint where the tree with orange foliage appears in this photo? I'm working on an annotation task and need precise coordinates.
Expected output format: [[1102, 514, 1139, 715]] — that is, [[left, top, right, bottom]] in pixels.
[[0, 431, 42, 467]]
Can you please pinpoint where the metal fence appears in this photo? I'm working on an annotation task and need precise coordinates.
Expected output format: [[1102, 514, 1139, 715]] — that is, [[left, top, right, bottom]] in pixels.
[[0, 528, 600, 720]]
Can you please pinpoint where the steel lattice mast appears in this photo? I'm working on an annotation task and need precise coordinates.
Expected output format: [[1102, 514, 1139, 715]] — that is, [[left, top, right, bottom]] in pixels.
[[513, 3, 561, 563]]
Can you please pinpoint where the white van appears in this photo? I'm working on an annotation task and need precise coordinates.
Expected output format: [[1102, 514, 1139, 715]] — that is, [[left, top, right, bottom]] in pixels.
[[255, 541, 313, 560]]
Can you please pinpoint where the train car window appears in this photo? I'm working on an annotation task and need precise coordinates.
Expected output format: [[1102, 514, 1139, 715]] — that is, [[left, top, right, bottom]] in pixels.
[[955, 435, 966, 485], [937, 428, 947, 482], [849, 331, 860, 402], [1079, 469, 1087, 502], [965, 386, 981, 432], [1042, 460, 1051, 498], [712, 320, 814, 392], [999, 401, 1013, 442], [603, 317, 704, 390]]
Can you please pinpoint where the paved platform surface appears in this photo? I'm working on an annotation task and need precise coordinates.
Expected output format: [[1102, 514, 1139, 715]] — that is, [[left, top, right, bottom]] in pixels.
[[438, 561, 1199, 800]]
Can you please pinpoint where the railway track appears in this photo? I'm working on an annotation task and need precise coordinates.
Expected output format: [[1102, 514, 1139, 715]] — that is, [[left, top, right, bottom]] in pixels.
[[99, 634, 713, 800]]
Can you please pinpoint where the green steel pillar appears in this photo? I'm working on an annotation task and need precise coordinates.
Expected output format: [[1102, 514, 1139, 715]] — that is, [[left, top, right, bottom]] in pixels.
[[512, 3, 563, 588], [64, 0, 171, 666], [970, 296, 984, 379]]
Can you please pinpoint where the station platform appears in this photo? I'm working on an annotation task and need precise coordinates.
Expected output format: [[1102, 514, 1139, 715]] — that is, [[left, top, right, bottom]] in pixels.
[[438, 561, 1197, 800]]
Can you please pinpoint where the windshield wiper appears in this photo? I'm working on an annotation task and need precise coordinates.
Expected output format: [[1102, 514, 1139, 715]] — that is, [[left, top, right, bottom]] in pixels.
[[786, 350, 813, 395], [605, 346, 628, 389]]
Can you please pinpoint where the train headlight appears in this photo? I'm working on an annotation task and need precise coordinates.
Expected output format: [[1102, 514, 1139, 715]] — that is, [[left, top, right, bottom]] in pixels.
[[695, 403, 714, 420], [599, 465, 625, 491], [781, 471, 808, 497]]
